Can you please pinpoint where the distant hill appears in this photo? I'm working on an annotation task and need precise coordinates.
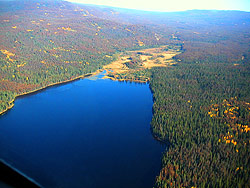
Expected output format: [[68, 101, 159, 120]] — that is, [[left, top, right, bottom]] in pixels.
[[0, 1, 250, 187]]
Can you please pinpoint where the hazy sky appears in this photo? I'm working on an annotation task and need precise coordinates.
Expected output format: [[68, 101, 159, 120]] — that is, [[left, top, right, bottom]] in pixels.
[[67, 0, 250, 12]]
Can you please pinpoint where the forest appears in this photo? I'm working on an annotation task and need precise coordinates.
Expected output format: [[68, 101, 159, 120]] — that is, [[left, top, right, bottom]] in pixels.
[[112, 44, 250, 187], [150, 60, 250, 187], [0, 0, 250, 187], [0, 0, 173, 114]]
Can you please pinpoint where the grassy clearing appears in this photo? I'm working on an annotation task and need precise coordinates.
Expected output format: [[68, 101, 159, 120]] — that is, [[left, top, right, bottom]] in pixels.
[[103, 46, 180, 78]]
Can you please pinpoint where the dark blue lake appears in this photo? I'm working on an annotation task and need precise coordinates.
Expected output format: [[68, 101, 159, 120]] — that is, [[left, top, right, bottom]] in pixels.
[[0, 73, 163, 188]]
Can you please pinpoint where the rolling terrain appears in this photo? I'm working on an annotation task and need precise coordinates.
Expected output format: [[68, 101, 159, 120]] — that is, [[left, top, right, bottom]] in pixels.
[[0, 0, 250, 187]]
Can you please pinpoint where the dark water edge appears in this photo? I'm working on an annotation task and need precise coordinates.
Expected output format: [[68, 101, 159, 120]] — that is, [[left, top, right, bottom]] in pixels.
[[0, 72, 164, 188]]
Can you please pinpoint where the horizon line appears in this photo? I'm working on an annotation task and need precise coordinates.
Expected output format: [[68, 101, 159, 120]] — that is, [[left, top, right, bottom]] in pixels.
[[65, 0, 250, 13]]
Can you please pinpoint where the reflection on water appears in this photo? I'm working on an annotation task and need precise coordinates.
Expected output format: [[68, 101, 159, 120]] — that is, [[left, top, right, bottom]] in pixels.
[[87, 70, 107, 81], [0, 72, 163, 188]]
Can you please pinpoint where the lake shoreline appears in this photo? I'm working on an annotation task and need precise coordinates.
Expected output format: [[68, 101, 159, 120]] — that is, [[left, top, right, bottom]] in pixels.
[[0, 45, 177, 117], [0, 69, 103, 116], [0, 68, 150, 117], [102, 75, 149, 83], [0, 71, 162, 188]]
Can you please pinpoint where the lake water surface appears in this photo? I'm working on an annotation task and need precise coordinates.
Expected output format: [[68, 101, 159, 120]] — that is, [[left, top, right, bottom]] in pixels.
[[0, 73, 163, 188]]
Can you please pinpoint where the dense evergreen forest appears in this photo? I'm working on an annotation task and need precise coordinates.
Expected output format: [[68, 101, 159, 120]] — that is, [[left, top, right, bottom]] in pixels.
[[0, 0, 250, 187], [150, 61, 250, 187]]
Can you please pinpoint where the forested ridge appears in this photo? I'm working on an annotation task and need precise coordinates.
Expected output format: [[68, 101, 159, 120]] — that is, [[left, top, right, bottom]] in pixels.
[[0, 0, 174, 114], [150, 61, 250, 187], [148, 12, 250, 187], [0, 0, 250, 187], [105, 43, 250, 187]]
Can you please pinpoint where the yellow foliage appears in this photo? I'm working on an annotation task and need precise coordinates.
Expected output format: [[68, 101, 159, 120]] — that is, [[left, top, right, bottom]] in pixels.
[[17, 63, 26, 68], [52, 54, 59, 58], [210, 113, 216, 117], [243, 125, 250, 133], [0, 50, 15, 62], [137, 40, 145, 46], [1, 50, 15, 57], [231, 139, 237, 145], [12, 26, 17, 29], [58, 27, 76, 32]]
